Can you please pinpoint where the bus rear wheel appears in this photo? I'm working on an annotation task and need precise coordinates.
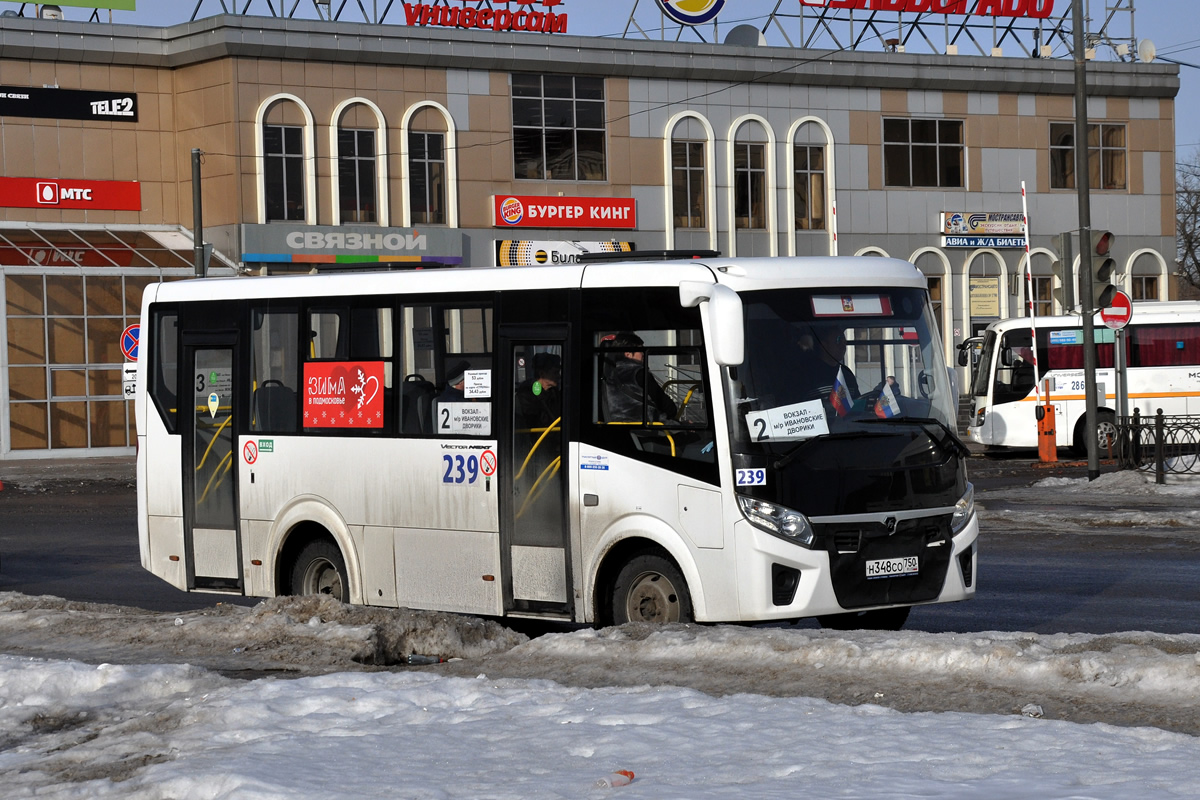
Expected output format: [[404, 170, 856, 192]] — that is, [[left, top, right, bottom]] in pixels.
[[1072, 410, 1117, 457], [611, 554, 693, 625], [817, 606, 911, 631], [290, 539, 349, 603]]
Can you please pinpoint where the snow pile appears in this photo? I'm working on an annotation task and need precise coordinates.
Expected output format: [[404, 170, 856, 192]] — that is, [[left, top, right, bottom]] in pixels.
[[2, 656, 1199, 799], [0, 593, 526, 673], [978, 469, 1200, 536]]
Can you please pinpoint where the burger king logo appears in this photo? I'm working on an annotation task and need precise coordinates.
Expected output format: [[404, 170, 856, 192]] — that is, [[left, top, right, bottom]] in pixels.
[[654, 0, 726, 26], [500, 197, 525, 225]]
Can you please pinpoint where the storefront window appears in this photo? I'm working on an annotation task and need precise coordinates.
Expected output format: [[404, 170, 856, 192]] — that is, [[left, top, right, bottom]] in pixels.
[[884, 118, 964, 188], [512, 74, 606, 181], [5, 273, 155, 451]]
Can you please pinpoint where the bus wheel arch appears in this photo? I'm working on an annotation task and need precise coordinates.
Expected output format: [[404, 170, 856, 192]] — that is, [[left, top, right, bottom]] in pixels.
[[595, 539, 694, 627], [268, 497, 361, 604]]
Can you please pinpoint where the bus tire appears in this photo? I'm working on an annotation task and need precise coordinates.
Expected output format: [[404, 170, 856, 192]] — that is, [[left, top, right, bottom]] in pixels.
[[289, 539, 349, 603], [1073, 410, 1117, 457], [817, 606, 910, 631], [610, 554, 693, 625]]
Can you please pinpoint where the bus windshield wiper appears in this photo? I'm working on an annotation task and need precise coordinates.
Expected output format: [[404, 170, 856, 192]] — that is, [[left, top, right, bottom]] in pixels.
[[857, 416, 971, 458]]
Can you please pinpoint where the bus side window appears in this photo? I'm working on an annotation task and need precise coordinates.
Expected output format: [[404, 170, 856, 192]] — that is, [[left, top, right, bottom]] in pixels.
[[399, 303, 493, 436], [250, 309, 299, 434], [149, 309, 179, 433], [309, 309, 345, 359]]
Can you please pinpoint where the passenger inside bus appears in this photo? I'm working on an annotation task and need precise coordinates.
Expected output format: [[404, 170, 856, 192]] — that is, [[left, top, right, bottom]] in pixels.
[[516, 352, 561, 431], [438, 360, 470, 403], [603, 331, 678, 422]]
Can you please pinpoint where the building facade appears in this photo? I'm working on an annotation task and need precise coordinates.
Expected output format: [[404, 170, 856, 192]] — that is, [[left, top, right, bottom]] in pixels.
[[0, 14, 1179, 458]]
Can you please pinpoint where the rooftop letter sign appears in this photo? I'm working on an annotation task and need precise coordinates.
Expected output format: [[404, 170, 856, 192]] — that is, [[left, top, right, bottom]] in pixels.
[[797, 0, 1055, 17], [404, 0, 568, 34]]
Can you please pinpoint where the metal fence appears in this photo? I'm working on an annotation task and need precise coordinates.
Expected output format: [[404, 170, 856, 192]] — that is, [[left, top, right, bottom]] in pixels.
[[1116, 410, 1200, 482]]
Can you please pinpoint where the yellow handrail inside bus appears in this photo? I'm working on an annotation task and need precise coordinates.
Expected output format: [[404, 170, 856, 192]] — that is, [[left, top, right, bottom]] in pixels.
[[195, 410, 232, 472], [603, 420, 676, 457], [515, 455, 561, 520], [199, 449, 233, 505], [515, 417, 561, 481]]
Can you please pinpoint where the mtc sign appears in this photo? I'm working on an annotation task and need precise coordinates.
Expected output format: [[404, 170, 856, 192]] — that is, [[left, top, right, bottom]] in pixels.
[[0, 177, 141, 211], [799, 0, 1055, 16]]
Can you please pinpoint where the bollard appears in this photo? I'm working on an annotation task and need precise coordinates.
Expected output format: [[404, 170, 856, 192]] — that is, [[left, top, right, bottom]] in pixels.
[[1155, 408, 1165, 485], [1037, 403, 1057, 463]]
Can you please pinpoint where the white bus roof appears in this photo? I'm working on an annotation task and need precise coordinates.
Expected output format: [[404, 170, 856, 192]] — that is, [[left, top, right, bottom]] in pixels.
[[146, 256, 927, 305], [982, 301, 1200, 333]]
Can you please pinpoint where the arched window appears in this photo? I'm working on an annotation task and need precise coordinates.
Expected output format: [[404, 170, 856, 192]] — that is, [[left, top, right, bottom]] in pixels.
[[670, 116, 709, 230], [732, 121, 769, 230], [332, 100, 388, 226], [401, 102, 459, 228], [256, 94, 316, 225]]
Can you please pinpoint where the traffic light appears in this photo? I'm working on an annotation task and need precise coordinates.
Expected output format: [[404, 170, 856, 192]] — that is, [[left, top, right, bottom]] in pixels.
[[1051, 232, 1075, 312], [1089, 230, 1117, 310]]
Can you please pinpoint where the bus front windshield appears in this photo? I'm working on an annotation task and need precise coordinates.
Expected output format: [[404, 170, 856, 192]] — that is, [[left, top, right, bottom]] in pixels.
[[726, 286, 957, 457]]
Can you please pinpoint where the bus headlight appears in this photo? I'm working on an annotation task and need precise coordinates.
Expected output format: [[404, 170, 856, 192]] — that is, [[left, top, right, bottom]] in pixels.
[[737, 495, 816, 548], [951, 483, 975, 535]]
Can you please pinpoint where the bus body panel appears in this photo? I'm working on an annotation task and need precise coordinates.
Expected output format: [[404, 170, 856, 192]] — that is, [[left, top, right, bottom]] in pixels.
[[240, 436, 502, 613], [576, 444, 727, 621]]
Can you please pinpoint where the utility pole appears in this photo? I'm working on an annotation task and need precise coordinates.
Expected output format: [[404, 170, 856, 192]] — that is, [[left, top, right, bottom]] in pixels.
[[192, 148, 205, 279], [1072, 0, 1100, 480]]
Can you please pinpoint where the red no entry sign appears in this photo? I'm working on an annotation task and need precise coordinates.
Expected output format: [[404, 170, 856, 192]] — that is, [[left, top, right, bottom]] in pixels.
[[1100, 291, 1133, 330]]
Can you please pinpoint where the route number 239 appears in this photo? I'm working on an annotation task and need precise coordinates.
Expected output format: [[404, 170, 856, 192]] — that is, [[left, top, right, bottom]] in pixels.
[[735, 468, 767, 486], [442, 454, 479, 484]]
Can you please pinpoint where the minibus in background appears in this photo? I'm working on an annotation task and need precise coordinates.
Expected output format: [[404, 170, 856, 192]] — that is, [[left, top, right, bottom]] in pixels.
[[136, 254, 977, 631]]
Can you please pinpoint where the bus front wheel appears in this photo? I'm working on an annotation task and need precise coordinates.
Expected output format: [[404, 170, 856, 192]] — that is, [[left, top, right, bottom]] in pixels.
[[290, 539, 349, 603], [611, 554, 693, 625], [817, 606, 911, 631]]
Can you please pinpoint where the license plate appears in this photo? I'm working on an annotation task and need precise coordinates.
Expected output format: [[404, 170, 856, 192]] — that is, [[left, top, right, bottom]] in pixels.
[[865, 556, 919, 579]]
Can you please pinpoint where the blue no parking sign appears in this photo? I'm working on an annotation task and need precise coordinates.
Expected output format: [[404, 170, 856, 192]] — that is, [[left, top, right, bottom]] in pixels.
[[121, 323, 140, 361]]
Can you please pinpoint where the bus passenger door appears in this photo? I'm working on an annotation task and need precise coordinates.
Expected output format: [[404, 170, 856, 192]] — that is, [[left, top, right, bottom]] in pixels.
[[181, 336, 244, 593], [500, 329, 571, 616]]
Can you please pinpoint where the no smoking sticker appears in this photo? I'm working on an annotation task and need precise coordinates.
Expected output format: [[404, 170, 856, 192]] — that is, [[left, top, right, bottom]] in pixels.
[[243, 440, 258, 465], [480, 449, 497, 477]]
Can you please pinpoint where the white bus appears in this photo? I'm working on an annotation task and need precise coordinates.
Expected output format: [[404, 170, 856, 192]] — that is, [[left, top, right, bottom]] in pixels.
[[962, 302, 1200, 454], [135, 255, 977, 630]]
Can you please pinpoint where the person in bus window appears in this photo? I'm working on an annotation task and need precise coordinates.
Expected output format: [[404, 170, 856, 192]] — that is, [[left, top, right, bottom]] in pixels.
[[799, 325, 860, 407], [438, 360, 470, 404], [516, 352, 562, 431], [604, 332, 677, 423]]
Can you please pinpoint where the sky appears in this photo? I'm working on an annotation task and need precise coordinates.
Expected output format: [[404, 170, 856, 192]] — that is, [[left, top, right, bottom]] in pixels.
[[2, 469, 1200, 796], [14, 0, 1196, 159]]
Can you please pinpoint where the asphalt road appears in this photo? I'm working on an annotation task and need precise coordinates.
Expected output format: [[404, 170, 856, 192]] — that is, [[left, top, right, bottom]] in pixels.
[[1, 453, 1198, 635]]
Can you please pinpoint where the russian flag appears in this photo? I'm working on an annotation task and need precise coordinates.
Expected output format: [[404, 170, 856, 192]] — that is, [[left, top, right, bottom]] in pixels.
[[830, 367, 853, 417], [875, 381, 902, 419]]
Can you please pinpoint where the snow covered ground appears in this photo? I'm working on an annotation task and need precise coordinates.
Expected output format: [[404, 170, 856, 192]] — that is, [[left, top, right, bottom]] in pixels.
[[2, 469, 1199, 797]]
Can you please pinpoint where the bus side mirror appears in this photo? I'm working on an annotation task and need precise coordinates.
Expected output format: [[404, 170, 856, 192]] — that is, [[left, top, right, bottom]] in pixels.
[[679, 281, 744, 367], [1000, 348, 1014, 368], [956, 347, 969, 367]]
